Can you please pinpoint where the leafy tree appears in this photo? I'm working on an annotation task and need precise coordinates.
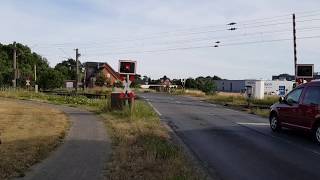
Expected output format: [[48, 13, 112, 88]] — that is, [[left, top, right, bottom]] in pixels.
[[131, 74, 144, 88], [172, 79, 182, 86], [38, 69, 64, 89], [95, 72, 107, 86], [54, 59, 79, 80], [0, 42, 51, 88], [185, 78, 197, 89], [212, 75, 222, 80], [199, 80, 216, 94]]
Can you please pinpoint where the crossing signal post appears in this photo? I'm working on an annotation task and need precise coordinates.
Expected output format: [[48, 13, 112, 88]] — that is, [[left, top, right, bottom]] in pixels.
[[111, 60, 137, 111], [119, 60, 137, 75], [118, 60, 137, 95]]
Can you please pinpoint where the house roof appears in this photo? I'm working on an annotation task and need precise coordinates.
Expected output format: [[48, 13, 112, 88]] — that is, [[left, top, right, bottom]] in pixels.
[[101, 63, 120, 80], [84, 62, 120, 80]]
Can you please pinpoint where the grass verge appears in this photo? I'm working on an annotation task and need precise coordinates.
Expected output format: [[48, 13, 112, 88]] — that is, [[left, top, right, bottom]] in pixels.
[[174, 90, 278, 118], [0, 99, 69, 179], [102, 101, 201, 180]]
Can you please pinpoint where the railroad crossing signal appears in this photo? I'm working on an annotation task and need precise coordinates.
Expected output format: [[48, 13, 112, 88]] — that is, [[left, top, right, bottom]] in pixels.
[[119, 60, 136, 75]]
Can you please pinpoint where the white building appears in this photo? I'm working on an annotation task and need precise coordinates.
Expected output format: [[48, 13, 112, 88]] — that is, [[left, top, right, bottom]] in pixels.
[[215, 80, 294, 97], [264, 80, 294, 96]]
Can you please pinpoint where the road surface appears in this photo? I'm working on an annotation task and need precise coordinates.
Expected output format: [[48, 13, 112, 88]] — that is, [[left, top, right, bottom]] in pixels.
[[19, 102, 111, 180], [140, 93, 320, 180]]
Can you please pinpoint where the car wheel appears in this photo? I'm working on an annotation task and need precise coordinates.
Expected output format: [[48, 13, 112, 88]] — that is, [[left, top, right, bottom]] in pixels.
[[270, 115, 281, 132], [314, 124, 320, 145]]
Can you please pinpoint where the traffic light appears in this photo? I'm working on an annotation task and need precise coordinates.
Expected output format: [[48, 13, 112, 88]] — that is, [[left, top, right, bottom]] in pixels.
[[119, 60, 136, 75]]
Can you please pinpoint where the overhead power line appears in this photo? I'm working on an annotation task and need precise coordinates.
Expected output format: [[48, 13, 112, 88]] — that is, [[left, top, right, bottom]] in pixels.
[[81, 35, 320, 58], [78, 26, 320, 54], [32, 14, 320, 50]]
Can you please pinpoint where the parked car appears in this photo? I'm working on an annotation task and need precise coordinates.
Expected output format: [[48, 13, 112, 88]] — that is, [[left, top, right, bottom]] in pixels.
[[269, 81, 320, 144]]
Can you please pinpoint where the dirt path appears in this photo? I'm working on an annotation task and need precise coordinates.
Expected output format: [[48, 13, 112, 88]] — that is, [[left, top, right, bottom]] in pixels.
[[18, 102, 111, 180]]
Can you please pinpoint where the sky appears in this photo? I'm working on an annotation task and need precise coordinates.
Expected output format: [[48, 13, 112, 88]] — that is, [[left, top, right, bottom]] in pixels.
[[1, 0, 320, 80]]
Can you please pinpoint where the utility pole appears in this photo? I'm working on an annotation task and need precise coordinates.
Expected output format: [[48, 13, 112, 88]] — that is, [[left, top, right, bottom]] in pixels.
[[293, 13, 298, 81], [13, 42, 17, 88], [34, 64, 37, 81], [34, 64, 38, 93], [75, 48, 80, 91]]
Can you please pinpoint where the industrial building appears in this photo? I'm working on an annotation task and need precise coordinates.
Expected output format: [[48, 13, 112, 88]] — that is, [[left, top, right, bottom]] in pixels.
[[215, 80, 294, 96]]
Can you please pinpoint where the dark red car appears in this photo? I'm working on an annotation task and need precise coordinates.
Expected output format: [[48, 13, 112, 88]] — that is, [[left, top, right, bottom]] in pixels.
[[269, 81, 320, 144]]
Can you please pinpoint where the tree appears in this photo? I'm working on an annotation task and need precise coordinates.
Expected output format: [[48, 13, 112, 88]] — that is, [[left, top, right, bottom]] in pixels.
[[54, 59, 79, 80], [95, 72, 107, 86], [200, 80, 216, 94], [212, 75, 222, 80], [131, 74, 144, 88], [38, 69, 64, 89], [185, 78, 197, 89], [0, 42, 51, 88]]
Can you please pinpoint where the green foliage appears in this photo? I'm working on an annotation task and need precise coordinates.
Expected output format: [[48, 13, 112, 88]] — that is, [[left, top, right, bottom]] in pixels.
[[195, 76, 216, 94], [95, 71, 107, 86], [54, 59, 81, 81], [110, 100, 158, 120], [0, 42, 69, 89], [38, 69, 64, 89], [183, 76, 217, 94], [0, 43, 86, 90], [0, 90, 106, 108]]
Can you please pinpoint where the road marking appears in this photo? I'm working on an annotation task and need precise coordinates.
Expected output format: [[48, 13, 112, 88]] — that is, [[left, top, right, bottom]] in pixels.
[[237, 122, 269, 126], [147, 101, 162, 116], [175, 101, 181, 104], [225, 109, 237, 112]]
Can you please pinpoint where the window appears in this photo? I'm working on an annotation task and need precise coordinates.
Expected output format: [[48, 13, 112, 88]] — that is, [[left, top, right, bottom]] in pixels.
[[286, 88, 303, 104], [303, 86, 320, 105]]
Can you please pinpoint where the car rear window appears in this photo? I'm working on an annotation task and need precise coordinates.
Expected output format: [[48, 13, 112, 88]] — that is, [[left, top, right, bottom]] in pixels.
[[303, 86, 320, 105]]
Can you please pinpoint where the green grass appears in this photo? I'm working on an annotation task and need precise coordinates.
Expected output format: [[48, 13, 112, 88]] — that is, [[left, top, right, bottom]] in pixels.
[[206, 93, 278, 107], [0, 90, 106, 109]]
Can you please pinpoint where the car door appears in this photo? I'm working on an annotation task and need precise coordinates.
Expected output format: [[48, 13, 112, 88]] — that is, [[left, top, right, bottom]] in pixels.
[[300, 86, 320, 129], [278, 87, 304, 127]]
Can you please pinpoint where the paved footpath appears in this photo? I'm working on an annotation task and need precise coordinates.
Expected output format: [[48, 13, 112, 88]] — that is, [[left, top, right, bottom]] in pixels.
[[18, 102, 111, 180]]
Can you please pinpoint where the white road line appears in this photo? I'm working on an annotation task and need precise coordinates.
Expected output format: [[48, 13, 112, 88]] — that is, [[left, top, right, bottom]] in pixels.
[[237, 122, 269, 126], [147, 101, 162, 116], [175, 101, 181, 104], [226, 109, 237, 112]]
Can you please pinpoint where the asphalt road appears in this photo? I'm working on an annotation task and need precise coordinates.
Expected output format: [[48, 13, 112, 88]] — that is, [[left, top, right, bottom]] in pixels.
[[140, 93, 320, 180], [19, 102, 111, 180]]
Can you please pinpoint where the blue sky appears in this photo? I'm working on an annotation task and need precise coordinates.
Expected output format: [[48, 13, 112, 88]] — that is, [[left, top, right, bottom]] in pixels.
[[1, 0, 320, 80]]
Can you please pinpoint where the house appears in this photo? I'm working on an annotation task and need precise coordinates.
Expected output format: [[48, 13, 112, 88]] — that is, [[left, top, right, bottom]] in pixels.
[[84, 62, 121, 88], [64, 80, 76, 89]]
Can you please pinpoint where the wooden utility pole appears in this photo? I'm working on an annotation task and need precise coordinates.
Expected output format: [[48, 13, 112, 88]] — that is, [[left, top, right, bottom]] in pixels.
[[13, 42, 17, 88], [293, 14, 298, 81], [75, 48, 80, 91], [34, 64, 38, 93], [34, 64, 37, 81]]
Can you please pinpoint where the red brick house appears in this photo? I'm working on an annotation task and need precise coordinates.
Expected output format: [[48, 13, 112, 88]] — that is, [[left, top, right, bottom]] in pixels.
[[84, 62, 120, 88]]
